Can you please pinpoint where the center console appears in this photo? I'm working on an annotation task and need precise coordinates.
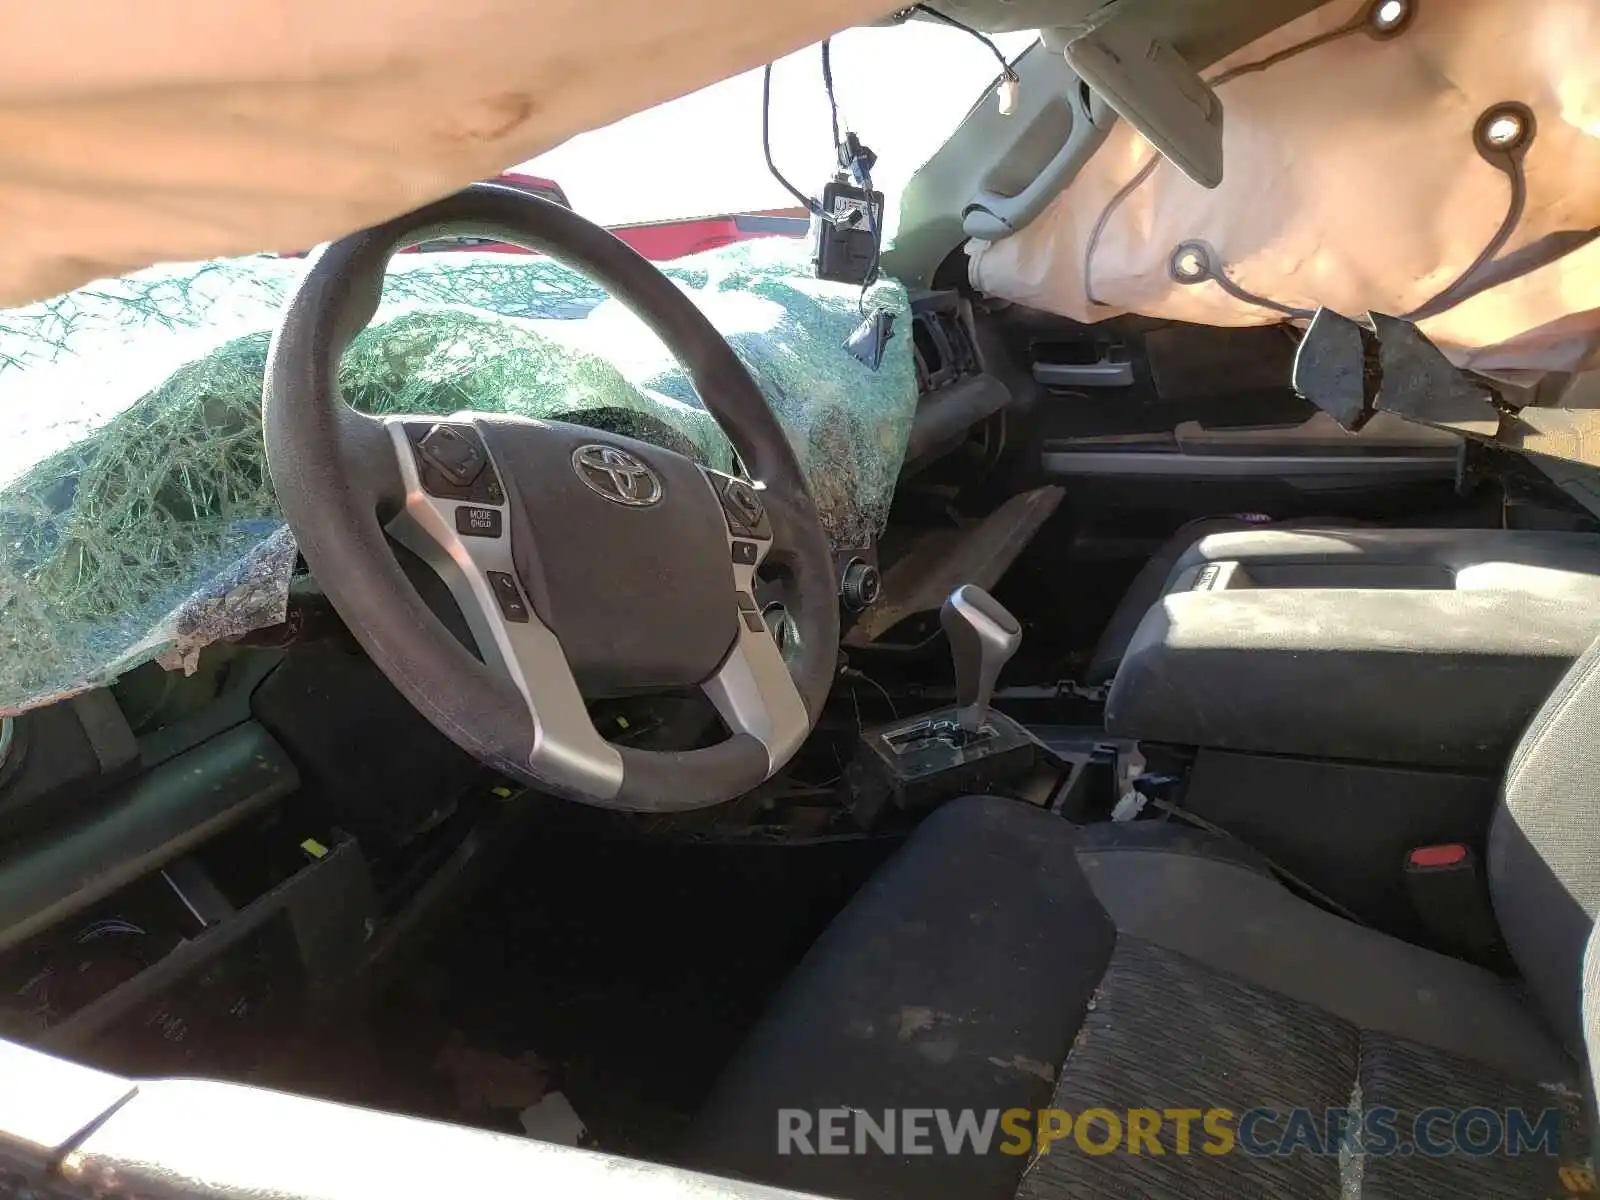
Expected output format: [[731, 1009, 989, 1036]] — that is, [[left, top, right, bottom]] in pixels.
[[1104, 525, 1600, 946], [1106, 527, 1600, 769]]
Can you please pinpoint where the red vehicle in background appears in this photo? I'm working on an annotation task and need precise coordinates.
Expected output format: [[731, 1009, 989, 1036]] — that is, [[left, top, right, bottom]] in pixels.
[[400, 171, 808, 261]]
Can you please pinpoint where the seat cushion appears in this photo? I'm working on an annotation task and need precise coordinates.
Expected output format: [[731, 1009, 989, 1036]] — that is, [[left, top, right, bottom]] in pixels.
[[686, 798, 1577, 1200], [1022, 936, 1584, 1200], [687, 798, 1115, 1200], [1078, 839, 1572, 1082]]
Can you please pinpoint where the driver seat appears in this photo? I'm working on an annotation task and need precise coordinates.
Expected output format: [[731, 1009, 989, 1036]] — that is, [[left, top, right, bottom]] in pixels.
[[685, 640, 1600, 1199]]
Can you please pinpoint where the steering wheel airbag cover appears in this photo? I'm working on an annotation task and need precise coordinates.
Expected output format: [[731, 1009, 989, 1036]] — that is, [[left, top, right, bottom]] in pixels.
[[486, 418, 739, 695]]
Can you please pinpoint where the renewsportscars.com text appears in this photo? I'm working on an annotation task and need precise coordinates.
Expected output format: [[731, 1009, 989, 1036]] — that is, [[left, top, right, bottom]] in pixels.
[[777, 1106, 1565, 1160]]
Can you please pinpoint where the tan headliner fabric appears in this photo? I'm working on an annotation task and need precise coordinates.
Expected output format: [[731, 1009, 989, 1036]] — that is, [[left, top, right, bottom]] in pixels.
[[969, 0, 1600, 377], [0, 0, 897, 307]]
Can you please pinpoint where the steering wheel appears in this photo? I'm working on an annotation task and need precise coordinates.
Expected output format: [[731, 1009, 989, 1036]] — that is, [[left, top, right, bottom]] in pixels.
[[263, 183, 839, 812]]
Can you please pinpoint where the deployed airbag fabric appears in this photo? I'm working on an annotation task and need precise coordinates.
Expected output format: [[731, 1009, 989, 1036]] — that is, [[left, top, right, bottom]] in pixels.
[[0, 240, 914, 714], [0, 0, 898, 307], [970, 0, 1600, 377]]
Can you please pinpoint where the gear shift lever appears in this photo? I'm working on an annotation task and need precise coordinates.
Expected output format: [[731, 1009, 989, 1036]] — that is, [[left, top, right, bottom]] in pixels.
[[940, 584, 1023, 733]]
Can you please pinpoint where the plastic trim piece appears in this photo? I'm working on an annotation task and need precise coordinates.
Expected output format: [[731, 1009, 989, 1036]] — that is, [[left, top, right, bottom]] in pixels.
[[384, 419, 627, 801], [0, 722, 296, 956], [697, 468, 811, 775], [962, 81, 1115, 240], [1041, 451, 1456, 480], [1032, 357, 1134, 387]]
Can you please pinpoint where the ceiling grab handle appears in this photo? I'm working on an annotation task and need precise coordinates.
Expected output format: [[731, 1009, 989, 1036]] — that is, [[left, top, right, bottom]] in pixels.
[[962, 78, 1115, 241]]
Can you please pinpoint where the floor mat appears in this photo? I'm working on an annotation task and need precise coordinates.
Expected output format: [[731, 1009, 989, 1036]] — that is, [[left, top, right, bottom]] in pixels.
[[268, 828, 897, 1160]]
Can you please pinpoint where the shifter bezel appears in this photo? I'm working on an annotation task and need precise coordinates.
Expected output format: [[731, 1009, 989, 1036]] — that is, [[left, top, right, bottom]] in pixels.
[[845, 706, 1042, 827]]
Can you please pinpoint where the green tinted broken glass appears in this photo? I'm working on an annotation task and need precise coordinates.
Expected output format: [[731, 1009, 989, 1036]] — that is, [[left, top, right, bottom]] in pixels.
[[0, 238, 915, 713]]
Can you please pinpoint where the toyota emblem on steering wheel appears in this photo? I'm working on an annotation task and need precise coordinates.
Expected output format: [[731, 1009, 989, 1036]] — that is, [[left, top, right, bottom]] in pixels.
[[571, 444, 664, 507]]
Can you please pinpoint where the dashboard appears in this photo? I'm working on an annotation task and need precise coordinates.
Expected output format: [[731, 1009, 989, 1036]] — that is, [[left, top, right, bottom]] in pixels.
[[0, 640, 481, 1078]]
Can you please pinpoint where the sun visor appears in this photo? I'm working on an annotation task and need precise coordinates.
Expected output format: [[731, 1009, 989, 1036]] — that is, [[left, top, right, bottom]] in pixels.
[[1065, 10, 1224, 189], [970, 0, 1600, 377], [0, 0, 896, 307]]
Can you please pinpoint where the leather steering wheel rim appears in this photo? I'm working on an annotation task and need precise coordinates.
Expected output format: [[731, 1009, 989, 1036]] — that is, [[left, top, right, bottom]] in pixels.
[[264, 182, 839, 812]]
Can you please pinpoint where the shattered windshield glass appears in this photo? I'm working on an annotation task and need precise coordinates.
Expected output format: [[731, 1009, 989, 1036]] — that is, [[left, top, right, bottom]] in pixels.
[[0, 239, 916, 715]]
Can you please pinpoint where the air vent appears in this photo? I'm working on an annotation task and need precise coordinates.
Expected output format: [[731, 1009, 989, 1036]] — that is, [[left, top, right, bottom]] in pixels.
[[911, 305, 979, 393]]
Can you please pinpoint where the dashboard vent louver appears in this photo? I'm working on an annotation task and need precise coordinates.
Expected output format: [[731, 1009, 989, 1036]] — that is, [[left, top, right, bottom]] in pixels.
[[912, 306, 979, 394]]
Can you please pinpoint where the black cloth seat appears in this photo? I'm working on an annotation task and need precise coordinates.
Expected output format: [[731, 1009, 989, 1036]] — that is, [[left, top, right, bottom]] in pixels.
[[686, 639, 1600, 1199]]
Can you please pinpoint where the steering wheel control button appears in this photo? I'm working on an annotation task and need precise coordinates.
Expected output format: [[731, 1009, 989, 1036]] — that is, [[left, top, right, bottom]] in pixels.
[[409, 423, 504, 503], [486, 571, 530, 623], [455, 506, 503, 538], [731, 540, 759, 565], [724, 479, 764, 523], [720, 478, 772, 540], [419, 423, 485, 486], [736, 590, 759, 613], [742, 611, 767, 634]]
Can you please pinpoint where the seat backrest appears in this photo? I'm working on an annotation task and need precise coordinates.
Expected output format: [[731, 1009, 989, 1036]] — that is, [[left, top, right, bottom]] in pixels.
[[1490, 634, 1600, 1058]]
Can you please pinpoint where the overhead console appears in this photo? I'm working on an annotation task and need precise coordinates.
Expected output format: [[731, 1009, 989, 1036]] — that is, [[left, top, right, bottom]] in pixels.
[[1106, 527, 1600, 770]]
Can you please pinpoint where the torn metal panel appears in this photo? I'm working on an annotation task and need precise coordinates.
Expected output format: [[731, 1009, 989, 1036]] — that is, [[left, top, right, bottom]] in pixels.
[[1292, 307, 1374, 431], [1369, 313, 1502, 428]]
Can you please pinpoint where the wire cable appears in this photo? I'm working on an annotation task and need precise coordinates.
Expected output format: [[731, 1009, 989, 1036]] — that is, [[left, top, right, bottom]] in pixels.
[[844, 668, 899, 719], [820, 40, 842, 162], [856, 171, 882, 312], [910, 4, 1019, 82], [761, 62, 827, 220]]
